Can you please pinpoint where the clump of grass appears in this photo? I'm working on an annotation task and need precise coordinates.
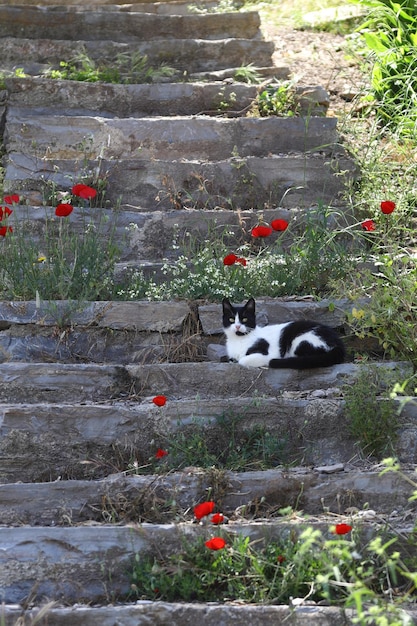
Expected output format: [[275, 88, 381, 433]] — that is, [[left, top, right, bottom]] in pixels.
[[343, 365, 400, 458], [153, 411, 288, 473]]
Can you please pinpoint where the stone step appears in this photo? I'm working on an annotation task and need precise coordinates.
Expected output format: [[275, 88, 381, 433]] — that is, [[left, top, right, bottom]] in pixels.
[[5, 113, 340, 161], [0, 466, 415, 525], [0, 603, 370, 626], [0, 521, 415, 605], [0, 0, 194, 4], [0, 362, 128, 403], [0, 297, 360, 366], [0, 360, 411, 403], [2, 204, 354, 266], [5, 77, 329, 118], [0, 393, 415, 482], [0, 6, 262, 42], [5, 1, 220, 14], [4, 152, 355, 210], [0, 37, 277, 77]]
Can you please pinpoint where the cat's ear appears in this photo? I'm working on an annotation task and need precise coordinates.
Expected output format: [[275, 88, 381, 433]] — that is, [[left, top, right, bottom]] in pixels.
[[222, 298, 232, 311], [245, 298, 256, 313]]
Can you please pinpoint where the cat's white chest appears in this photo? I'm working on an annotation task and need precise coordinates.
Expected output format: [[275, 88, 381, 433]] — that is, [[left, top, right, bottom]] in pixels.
[[225, 331, 256, 361]]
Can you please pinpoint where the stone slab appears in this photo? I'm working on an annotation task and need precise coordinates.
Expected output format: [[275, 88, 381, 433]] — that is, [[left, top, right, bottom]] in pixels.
[[0, 298, 359, 329], [0, 603, 363, 626], [4, 152, 356, 210], [5, 78, 260, 117], [127, 360, 413, 399], [5, 1, 219, 14], [0, 384, 415, 482], [5, 78, 328, 118], [0, 37, 276, 75], [0, 466, 415, 525], [4, 113, 339, 160], [0, 362, 127, 403], [0, 8, 262, 41], [0, 0, 191, 4]]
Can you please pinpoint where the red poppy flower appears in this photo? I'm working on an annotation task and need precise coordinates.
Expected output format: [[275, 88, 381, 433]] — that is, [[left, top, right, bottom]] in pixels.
[[211, 513, 225, 525], [361, 219, 376, 232], [152, 395, 167, 407], [55, 203, 74, 217], [0, 207, 12, 221], [0, 226, 12, 237], [205, 537, 226, 551], [277, 555, 286, 563], [271, 218, 289, 231], [155, 448, 168, 459], [72, 183, 97, 200], [223, 253, 238, 266], [251, 225, 273, 238], [3, 194, 19, 204], [194, 501, 215, 520], [236, 257, 247, 266], [380, 200, 396, 214], [333, 523, 353, 535]]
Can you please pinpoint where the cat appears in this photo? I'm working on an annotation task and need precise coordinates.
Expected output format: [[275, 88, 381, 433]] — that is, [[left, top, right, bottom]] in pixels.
[[222, 297, 345, 369]]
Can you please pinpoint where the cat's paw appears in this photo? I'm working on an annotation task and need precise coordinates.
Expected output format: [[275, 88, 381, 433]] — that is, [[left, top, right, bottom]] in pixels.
[[238, 354, 269, 368]]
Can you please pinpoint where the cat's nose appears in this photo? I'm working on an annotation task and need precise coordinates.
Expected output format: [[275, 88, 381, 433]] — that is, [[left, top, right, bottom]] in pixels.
[[235, 324, 241, 330]]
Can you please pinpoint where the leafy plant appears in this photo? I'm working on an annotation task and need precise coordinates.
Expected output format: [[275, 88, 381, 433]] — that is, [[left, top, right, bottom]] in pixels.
[[258, 82, 299, 117], [233, 63, 263, 84], [355, 0, 417, 134]]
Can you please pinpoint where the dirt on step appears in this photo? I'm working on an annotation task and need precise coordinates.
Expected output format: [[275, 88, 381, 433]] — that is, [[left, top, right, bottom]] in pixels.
[[263, 23, 368, 117]]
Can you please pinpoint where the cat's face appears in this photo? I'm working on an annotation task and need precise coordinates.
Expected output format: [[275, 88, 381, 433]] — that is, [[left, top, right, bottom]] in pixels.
[[222, 298, 256, 336]]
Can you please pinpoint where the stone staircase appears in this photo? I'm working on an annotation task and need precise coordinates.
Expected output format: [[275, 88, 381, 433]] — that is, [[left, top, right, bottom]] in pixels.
[[0, 1, 416, 624]]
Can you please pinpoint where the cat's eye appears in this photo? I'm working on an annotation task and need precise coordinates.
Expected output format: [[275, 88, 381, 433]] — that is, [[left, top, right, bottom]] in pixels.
[[229, 317, 234, 323], [242, 317, 248, 322]]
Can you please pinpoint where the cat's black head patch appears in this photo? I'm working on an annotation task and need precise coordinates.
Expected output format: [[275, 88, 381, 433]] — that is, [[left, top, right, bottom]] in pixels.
[[222, 298, 256, 330]]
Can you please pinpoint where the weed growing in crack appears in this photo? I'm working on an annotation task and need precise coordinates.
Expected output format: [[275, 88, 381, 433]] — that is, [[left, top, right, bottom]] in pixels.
[[343, 365, 401, 459]]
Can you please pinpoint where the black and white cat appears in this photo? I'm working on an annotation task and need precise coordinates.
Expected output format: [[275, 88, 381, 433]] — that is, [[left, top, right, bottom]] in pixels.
[[222, 298, 345, 369]]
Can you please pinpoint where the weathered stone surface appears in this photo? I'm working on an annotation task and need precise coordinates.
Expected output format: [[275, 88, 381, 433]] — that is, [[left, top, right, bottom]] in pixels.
[[0, 7, 262, 42], [0, 467, 415, 526], [0, 300, 189, 329], [5, 113, 339, 160], [0, 602, 367, 626], [6, 78, 261, 117], [0, 363, 128, 403], [0, 390, 415, 482], [5, 78, 327, 119], [0, 37, 277, 76], [127, 361, 413, 399], [0, 0, 192, 4], [4, 152, 356, 210]]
